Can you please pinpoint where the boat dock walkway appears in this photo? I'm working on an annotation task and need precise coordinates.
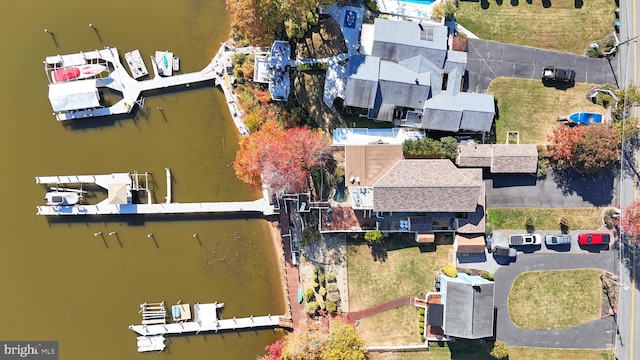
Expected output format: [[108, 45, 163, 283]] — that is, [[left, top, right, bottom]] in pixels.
[[49, 48, 218, 121], [130, 301, 289, 337], [36, 169, 275, 216]]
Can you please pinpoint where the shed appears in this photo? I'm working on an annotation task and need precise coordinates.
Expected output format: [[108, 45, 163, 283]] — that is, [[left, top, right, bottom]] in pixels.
[[455, 234, 485, 254]]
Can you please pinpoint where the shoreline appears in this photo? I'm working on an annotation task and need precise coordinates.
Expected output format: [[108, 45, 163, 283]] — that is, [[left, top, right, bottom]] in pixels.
[[267, 219, 292, 318]]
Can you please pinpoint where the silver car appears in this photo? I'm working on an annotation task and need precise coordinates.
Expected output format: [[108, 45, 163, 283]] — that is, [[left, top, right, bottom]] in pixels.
[[545, 234, 572, 246]]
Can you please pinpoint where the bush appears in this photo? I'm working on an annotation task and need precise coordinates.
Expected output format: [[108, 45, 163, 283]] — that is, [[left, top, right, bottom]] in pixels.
[[313, 282, 320, 290], [419, 314, 425, 321], [325, 300, 337, 313], [419, 308, 425, 316], [325, 272, 336, 282], [313, 267, 319, 275], [364, 230, 383, 244], [443, 264, 458, 278], [327, 291, 341, 303], [327, 283, 339, 292], [419, 327, 425, 335], [304, 288, 315, 303], [480, 271, 494, 281], [312, 273, 318, 281], [319, 287, 327, 297], [318, 274, 325, 284], [305, 301, 318, 315], [489, 340, 509, 360], [432, 0, 457, 21], [604, 208, 619, 228], [419, 321, 425, 328], [525, 216, 535, 233], [439, 136, 459, 161]]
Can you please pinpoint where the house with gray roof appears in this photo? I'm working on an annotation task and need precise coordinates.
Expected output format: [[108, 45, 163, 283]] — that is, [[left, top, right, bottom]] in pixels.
[[428, 273, 495, 339], [341, 18, 495, 133], [457, 144, 538, 173]]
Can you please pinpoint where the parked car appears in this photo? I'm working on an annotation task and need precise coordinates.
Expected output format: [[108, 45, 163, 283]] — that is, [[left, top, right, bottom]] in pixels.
[[508, 233, 542, 246], [542, 66, 576, 82], [577, 233, 610, 245], [493, 245, 517, 259], [545, 234, 572, 246]]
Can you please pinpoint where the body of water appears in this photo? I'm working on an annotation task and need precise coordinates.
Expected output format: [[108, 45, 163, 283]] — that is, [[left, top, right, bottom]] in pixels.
[[0, 1, 284, 359]]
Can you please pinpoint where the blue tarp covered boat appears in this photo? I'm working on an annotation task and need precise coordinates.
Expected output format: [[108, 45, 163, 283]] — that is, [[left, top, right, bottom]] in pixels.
[[568, 112, 603, 125]]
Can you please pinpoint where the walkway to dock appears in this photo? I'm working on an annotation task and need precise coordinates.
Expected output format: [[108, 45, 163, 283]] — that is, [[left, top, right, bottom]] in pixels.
[[333, 297, 415, 325], [280, 203, 307, 330]]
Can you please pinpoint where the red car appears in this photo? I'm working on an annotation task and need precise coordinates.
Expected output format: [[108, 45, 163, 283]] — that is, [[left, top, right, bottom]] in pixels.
[[578, 233, 610, 245]]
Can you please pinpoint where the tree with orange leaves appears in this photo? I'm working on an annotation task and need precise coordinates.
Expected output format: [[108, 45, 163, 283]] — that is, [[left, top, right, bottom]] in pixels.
[[233, 122, 331, 196], [548, 124, 620, 173], [547, 125, 585, 168]]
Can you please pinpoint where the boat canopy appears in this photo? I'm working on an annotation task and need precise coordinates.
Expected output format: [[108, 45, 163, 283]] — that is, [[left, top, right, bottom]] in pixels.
[[48, 80, 100, 112]]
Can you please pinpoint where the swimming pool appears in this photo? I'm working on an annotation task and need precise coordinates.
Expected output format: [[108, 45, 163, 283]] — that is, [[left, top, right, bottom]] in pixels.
[[399, 0, 435, 5]]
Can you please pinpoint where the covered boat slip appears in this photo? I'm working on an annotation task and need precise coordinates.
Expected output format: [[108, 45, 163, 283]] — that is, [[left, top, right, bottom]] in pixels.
[[48, 80, 100, 112]]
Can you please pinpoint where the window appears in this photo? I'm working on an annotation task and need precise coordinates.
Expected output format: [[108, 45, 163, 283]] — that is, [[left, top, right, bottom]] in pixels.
[[442, 73, 448, 90]]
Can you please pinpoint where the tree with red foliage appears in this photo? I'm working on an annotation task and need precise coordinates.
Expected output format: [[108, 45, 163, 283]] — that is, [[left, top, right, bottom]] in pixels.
[[234, 122, 331, 196], [622, 200, 640, 242], [573, 124, 621, 173], [547, 125, 585, 167], [260, 339, 284, 360], [548, 124, 620, 173]]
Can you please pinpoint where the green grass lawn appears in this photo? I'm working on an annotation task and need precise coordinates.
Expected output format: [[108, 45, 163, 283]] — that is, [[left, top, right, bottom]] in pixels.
[[488, 78, 604, 144], [456, 0, 617, 55], [368, 346, 614, 360], [509, 269, 603, 329], [487, 208, 603, 231]]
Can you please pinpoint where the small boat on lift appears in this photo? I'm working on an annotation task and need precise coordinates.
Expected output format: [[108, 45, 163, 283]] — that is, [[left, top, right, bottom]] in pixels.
[[51, 64, 107, 83], [44, 191, 80, 206]]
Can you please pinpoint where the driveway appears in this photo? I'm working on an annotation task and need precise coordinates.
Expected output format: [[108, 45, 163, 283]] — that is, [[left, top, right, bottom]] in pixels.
[[465, 39, 619, 93], [485, 168, 619, 208], [493, 251, 617, 348]]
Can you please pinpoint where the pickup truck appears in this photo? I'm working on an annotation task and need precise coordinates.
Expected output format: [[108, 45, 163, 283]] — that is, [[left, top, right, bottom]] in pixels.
[[542, 66, 576, 82], [509, 233, 542, 246]]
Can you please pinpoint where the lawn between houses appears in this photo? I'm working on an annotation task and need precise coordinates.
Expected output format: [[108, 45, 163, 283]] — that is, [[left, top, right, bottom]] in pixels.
[[487, 208, 603, 231], [456, 0, 617, 55], [488, 78, 604, 145], [508, 269, 603, 329]]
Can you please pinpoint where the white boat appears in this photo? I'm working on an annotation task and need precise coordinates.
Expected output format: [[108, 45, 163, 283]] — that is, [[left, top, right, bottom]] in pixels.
[[136, 336, 165, 352], [44, 191, 80, 206], [51, 64, 107, 83]]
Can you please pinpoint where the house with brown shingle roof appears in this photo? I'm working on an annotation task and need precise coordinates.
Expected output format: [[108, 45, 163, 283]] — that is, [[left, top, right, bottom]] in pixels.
[[457, 144, 538, 173]]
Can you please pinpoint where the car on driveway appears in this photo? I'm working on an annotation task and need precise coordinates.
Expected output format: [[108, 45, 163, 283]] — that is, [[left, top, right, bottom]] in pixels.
[[542, 66, 575, 82], [545, 234, 572, 247], [493, 245, 517, 260], [578, 233, 610, 246]]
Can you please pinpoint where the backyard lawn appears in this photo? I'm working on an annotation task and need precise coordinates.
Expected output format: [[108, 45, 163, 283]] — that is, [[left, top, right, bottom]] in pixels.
[[487, 208, 603, 231], [456, 0, 617, 55], [488, 78, 604, 144], [509, 269, 603, 329], [347, 236, 451, 345]]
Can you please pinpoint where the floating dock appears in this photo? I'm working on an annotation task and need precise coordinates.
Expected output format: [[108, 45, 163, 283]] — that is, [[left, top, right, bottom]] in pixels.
[[44, 47, 218, 121], [154, 51, 173, 77], [137, 336, 165, 352], [35, 168, 275, 216], [124, 49, 149, 79], [130, 301, 287, 337]]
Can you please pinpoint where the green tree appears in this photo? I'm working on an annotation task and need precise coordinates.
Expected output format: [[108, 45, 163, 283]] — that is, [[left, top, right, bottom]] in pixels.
[[305, 301, 318, 315], [325, 323, 367, 360], [364, 230, 383, 244], [439, 136, 459, 161], [614, 84, 640, 120]]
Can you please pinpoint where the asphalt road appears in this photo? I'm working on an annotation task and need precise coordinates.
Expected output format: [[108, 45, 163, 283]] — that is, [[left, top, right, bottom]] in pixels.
[[485, 168, 619, 208], [465, 39, 620, 93], [493, 251, 617, 348]]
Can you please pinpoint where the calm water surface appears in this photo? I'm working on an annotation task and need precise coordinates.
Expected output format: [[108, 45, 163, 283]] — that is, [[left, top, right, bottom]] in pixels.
[[0, 1, 284, 359]]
